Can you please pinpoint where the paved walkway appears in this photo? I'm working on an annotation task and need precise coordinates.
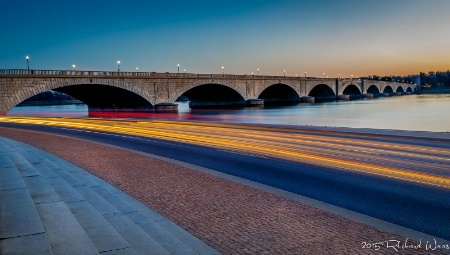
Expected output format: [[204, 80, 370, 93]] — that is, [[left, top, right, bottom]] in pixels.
[[0, 136, 219, 255]]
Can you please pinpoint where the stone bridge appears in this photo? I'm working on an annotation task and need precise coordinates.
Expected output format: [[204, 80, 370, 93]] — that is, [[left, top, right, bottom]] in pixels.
[[0, 69, 416, 115]]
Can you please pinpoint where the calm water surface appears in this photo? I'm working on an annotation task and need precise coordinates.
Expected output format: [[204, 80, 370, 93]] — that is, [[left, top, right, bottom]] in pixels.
[[7, 94, 450, 132]]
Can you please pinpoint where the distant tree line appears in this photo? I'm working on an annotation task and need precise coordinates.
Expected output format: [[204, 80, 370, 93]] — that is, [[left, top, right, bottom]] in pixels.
[[364, 70, 450, 87], [419, 71, 450, 87]]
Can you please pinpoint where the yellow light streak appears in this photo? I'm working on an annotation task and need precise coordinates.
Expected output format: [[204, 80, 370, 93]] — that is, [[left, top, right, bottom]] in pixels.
[[1, 116, 450, 189]]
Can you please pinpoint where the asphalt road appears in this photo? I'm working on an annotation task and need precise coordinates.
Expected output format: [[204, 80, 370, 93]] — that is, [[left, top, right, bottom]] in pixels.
[[1, 121, 450, 241]]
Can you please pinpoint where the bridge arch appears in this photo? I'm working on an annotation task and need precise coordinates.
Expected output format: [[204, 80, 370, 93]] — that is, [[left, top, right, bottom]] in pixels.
[[396, 86, 404, 93], [366, 85, 381, 95], [308, 84, 336, 101], [4, 78, 153, 114], [383, 86, 394, 94], [342, 84, 362, 98], [175, 83, 246, 108], [257, 83, 300, 104], [406, 87, 413, 93], [54, 84, 153, 109]]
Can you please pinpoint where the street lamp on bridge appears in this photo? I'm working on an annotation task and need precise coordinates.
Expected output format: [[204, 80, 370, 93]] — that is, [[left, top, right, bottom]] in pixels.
[[177, 64, 180, 73], [184, 69, 186, 73], [257, 68, 259, 75], [26, 56, 29, 72], [304, 72, 307, 78], [72, 64, 76, 71], [222, 66, 224, 74], [322, 72, 325, 83], [284, 70, 286, 76], [117, 60, 121, 72]]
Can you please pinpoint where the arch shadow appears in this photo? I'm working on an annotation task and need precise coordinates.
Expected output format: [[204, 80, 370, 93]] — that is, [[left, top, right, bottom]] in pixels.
[[367, 85, 381, 96], [308, 84, 336, 101], [342, 84, 362, 99], [177, 83, 246, 108], [383, 86, 394, 94], [258, 84, 300, 105], [55, 84, 153, 117]]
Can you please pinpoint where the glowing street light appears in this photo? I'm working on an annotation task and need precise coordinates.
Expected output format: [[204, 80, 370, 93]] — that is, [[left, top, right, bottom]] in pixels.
[[184, 69, 186, 73], [177, 64, 180, 73], [222, 66, 224, 74], [257, 68, 259, 75], [284, 70, 286, 76], [117, 60, 121, 72], [26, 56, 29, 72], [339, 74, 341, 79], [72, 64, 76, 71], [304, 72, 307, 78], [136, 67, 139, 71]]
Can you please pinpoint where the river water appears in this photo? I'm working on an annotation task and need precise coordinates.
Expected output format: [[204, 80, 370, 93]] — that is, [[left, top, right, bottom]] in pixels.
[[7, 94, 450, 132]]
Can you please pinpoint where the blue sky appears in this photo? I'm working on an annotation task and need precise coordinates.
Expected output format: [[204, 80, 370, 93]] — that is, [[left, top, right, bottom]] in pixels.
[[1, 0, 449, 77]]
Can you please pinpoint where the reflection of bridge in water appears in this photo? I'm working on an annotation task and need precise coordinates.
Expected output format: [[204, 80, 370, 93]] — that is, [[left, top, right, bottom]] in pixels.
[[0, 69, 416, 115]]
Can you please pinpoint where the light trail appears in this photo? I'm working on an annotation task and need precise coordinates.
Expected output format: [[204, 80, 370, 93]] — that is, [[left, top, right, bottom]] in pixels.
[[1, 116, 450, 189]]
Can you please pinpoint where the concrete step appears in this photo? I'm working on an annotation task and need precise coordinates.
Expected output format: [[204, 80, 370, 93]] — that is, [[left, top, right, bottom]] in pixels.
[[44, 152, 219, 254], [0, 137, 219, 255], [3, 139, 100, 255], [41, 158, 169, 254], [15, 147, 138, 254], [0, 140, 52, 255], [46, 159, 198, 254], [29, 146, 172, 254], [93, 185, 197, 255], [119, 192, 219, 255]]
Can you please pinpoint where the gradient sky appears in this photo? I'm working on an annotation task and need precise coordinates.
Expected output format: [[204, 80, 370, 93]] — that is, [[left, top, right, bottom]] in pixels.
[[1, 0, 449, 77]]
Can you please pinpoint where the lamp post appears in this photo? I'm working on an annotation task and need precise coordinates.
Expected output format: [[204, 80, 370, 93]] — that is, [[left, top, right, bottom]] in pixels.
[[184, 69, 186, 73], [339, 74, 341, 79], [351, 74, 353, 83], [177, 64, 180, 73], [26, 56, 29, 72], [117, 60, 121, 72], [257, 68, 259, 75], [284, 70, 286, 76], [322, 72, 325, 83], [304, 72, 307, 95], [222, 66, 224, 74], [136, 67, 139, 72], [72, 64, 76, 71]]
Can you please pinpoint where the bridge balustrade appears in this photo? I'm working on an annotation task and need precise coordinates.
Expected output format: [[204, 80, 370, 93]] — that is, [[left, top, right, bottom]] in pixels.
[[0, 69, 415, 89]]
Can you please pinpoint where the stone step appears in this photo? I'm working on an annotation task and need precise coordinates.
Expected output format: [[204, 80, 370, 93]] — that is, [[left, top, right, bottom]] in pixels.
[[1, 137, 219, 255], [115, 192, 219, 255], [49, 159, 189, 254], [46, 149, 218, 254], [0, 139, 52, 254], [93, 185, 198, 255], [4, 140, 100, 255], [13, 146, 142, 254], [33, 146, 173, 254]]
